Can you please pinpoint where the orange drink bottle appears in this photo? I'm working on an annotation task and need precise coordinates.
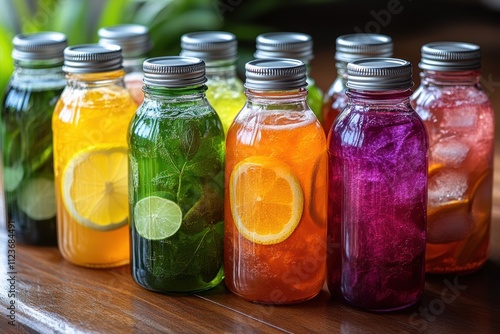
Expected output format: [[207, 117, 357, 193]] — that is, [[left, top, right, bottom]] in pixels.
[[225, 59, 327, 304], [321, 33, 393, 135], [98, 24, 152, 105], [52, 45, 137, 267], [411, 42, 495, 274]]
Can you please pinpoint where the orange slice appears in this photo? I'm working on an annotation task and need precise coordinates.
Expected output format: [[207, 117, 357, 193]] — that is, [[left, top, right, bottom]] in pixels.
[[229, 156, 303, 245], [427, 200, 473, 244]]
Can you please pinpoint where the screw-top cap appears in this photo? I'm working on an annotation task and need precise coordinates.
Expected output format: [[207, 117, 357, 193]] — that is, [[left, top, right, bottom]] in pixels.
[[63, 44, 123, 74], [244, 58, 307, 90], [12, 32, 67, 62], [180, 31, 238, 63], [98, 24, 152, 58], [347, 58, 413, 91], [143, 56, 206, 87], [254, 32, 314, 62], [335, 33, 393, 63], [419, 41, 481, 71]]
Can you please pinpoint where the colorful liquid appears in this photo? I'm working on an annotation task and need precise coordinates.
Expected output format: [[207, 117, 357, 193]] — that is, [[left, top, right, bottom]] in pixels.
[[129, 102, 225, 293], [52, 76, 137, 267], [125, 72, 145, 105], [328, 105, 427, 311], [306, 80, 324, 124], [225, 107, 327, 304], [1, 81, 64, 246], [322, 82, 348, 135], [412, 83, 494, 273], [205, 77, 245, 135]]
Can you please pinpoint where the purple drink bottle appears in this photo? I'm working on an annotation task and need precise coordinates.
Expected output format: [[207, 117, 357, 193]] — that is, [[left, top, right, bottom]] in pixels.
[[327, 58, 428, 311]]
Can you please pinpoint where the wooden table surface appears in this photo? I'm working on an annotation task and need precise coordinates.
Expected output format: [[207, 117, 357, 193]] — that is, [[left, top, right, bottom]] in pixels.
[[0, 155, 500, 334]]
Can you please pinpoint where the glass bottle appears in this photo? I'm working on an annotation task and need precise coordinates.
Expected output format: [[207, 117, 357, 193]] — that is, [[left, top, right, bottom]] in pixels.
[[254, 32, 324, 123], [52, 44, 137, 268], [225, 58, 327, 304], [98, 24, 152, 104], [180, 31, 245, 136], [1, 32, 67, 246], [322, 33, 393, 135], [129, 56, 225, 293], [410, 42, 495, 274], [328, 58, 427, 311]]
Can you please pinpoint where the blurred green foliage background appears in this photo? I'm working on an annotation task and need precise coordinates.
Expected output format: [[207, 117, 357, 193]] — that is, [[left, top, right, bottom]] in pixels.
[[0, 0, 332, 95]]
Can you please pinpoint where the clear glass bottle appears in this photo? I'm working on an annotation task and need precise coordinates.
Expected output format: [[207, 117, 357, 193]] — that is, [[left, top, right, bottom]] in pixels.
[[254, 32, 324, 123], [225, 58, 327, 304], [328, 58, 427, 311], [322, 33, 393, 135], [129, 56, 225, 293], [1, 32, 67, 246], [52, 44, 137, 267], [180, 31, 245, 136], [98, 24, 152, 104], [410, 42, 495, 274]]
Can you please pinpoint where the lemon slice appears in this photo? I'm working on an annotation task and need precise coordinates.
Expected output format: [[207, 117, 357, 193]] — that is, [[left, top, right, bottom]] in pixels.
[[134, 196, 182, 240], [62, 146, 129, 231], [229, 156, 304, 245], [17, 177, 56, 220]]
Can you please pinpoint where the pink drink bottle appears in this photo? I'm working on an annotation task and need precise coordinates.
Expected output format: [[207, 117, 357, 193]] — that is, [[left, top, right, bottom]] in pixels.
[[411, 42, 494, 274]]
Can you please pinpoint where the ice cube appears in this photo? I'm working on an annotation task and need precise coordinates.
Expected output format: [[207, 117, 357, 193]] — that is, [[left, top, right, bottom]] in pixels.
[[441, 106, 478, 129], [428, 169, 468, 205], [431, 138, 470, 167]]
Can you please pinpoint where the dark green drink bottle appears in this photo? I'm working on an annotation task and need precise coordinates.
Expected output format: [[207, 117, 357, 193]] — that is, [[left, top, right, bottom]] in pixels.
[[1, 32, 67, 246], [129, 56, 225, 293]]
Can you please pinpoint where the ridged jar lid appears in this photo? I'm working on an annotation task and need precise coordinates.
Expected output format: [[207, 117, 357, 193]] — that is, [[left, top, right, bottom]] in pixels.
[[180, 31, 238, 62], [245, 58, 307, 90], [335, 33, 393, 63], [98, 24, 152, 58], [12, 32, 67, 62], [63, 44, 123, 74], [143, 56, 206, 87], [347, 58, 413, 91], [419, 41, 481, 71], [254, 32, 314, 62]]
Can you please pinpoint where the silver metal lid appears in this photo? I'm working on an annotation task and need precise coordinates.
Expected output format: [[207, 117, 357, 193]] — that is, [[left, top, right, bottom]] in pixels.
[[12, 32, 67, 62], [347, 58, 413, 91], [143, 56, 206, 87], [63, 44, 123, 74], [335, 33, 393, 63], [180, 31, 237, 62], [254, 32, 313, 62], [98, 24, 152, 58], [419, 41, 481, 71], [244, 58, 307, 90]]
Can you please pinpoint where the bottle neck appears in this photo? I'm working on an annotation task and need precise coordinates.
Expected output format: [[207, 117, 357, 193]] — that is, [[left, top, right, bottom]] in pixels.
[[66, 70, 126, 89], [245, 88, 308, 108], [346, 88, 413, 107], [11, 61, 66, 89], [123, 57, 145, 74], [335, 61, 348, 81], [143, 84, 208, 102], [205, 60, 238, 80], [420, 69, 480, 86]]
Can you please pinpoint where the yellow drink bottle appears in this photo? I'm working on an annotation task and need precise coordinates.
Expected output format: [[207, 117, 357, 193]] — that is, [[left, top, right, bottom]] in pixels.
[[52, 44, 138, 268], [180, 31, 245, 135]]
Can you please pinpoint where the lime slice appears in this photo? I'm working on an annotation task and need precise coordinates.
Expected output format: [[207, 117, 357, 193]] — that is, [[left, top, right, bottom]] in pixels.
[[4, 164, 24, 192], [17, 177, 56, 220], [134, 196, 183, 240]]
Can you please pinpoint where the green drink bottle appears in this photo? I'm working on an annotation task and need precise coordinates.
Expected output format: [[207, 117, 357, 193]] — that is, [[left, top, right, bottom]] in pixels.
[[1, 32, 67, 245], [254, 32, 323, 123], [129, 56, 225, 293]]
